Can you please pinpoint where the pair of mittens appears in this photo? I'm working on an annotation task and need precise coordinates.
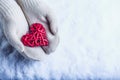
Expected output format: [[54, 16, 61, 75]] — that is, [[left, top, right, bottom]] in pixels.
[[0, 0, 59, 60]]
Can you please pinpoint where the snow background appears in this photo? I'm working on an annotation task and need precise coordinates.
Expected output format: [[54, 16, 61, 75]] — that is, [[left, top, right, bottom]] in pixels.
[[0, 0, 120, 79]]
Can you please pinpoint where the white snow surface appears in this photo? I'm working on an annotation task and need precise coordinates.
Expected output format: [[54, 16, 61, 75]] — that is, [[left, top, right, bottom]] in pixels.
[[0, 0, 120, 79]]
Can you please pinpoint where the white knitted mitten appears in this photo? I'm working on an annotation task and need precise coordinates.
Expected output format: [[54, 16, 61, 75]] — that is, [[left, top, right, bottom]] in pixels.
[[0, 0, 28, 57], [16, 0, 59, 54]]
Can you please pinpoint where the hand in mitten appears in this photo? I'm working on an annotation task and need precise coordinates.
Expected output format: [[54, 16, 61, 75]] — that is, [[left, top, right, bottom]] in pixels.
[[0, 0, 59, 60], [0, 0, 28, 56], [16, 0, 59, 56]]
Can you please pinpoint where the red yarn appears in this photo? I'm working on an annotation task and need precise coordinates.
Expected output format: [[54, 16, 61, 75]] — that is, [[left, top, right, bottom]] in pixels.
[[21, 23, 49, 47]]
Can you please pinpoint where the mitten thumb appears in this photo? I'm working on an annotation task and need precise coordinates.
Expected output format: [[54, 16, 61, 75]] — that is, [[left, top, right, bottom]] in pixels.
[[3, 25, 24, 53]]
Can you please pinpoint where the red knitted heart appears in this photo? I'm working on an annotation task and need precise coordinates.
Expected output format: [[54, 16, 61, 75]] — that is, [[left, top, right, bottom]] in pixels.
[[21, 23, 49, 47]]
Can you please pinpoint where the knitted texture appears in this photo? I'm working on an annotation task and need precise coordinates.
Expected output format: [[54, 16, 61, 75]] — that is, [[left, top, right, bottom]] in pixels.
[[0, 0, 28, 57], [0, 0, 59, 60], [17, 0, 59, 54]]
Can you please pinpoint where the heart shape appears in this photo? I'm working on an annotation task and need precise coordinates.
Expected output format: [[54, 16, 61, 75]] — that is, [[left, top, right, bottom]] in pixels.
[[21, 23, 49, 47]]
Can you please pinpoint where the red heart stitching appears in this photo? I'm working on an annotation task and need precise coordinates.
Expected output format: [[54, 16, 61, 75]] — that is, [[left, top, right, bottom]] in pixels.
[[21, 23, 49, 47]]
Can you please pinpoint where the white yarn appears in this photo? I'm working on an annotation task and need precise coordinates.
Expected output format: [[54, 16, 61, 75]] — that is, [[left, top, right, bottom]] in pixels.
[[0, 0, 59, 60], [17, 0, 59, 54], [0, 0, 29, 59]]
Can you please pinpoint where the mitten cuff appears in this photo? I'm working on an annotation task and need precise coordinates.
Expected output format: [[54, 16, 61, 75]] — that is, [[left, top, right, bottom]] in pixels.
[[0, 0, 22, 19]]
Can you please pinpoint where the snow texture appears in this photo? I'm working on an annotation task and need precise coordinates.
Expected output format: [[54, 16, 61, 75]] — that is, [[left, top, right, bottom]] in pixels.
[[0, 0, 120, 79]]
